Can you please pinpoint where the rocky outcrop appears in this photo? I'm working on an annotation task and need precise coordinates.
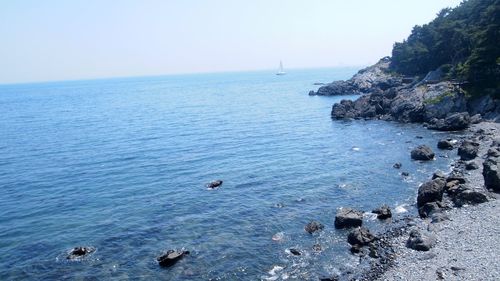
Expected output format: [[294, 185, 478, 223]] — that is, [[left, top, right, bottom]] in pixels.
[[335, 208, 363, 229], [157, 250, 190, 267], [411, 145, 435, 161], [305, 221, 324, 234], [427, 112, 471, 131], [453, 188, 488, 207], [310, 57, 399, 96]]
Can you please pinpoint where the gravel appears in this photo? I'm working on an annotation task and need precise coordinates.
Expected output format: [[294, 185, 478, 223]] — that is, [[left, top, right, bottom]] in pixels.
[[377, 122, 500, 281]]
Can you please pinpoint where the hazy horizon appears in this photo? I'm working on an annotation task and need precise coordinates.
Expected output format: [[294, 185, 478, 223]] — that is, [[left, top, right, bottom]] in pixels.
[[1, 0, 462, 84]]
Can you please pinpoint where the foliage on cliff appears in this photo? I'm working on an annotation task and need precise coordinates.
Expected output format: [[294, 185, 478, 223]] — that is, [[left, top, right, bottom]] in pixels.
[[390, 0, 499, 95]]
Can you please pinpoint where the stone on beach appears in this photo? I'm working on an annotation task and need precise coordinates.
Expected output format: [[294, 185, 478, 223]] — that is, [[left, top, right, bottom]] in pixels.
[[406, 230, 436, 251], [417, 178, 446, 207], [372, 205, 392, 219], [347, 227, 376, 246], [437, 138, 456, 150], [457, 140, 479, 160]]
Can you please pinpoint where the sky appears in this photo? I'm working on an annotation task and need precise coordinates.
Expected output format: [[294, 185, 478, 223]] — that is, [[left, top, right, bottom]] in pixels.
[[0, 0, 463, 84]]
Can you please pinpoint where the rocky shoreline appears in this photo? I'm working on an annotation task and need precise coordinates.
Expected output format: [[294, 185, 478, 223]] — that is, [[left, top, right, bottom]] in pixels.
[[308, 57, 500, 281]]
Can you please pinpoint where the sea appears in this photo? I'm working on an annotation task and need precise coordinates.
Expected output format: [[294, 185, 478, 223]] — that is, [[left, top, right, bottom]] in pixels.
[[0, 68, 456, 280]]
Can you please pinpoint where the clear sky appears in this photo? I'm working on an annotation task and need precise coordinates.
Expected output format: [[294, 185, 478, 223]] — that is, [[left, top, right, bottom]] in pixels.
[[0, 0, 462, 84]]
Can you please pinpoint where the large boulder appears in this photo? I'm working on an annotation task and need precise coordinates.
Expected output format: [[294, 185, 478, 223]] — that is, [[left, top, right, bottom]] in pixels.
[[304, 221, 324, 234], [406, 230, 436, 251], [418, 202, 442, 218], [458, 140, 479, 160], [157, 250, 190, 267], [483, 158, 500, 192], [453, 188, 488, 207], [335, 208, 363, 229], [347, 227, 376, 246], [417, 178, 446, 207], [411, 145, 435, 161]]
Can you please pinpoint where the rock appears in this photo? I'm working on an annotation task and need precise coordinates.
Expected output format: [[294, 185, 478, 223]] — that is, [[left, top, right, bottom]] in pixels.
[[406, 230, 436, 251], [483, 158, 500, 192], [445, 180, 461, 195], [411, 145, 435, 161], [470, 114, 482, 124], [418, 202, 441, 218], [447, 170, 466, 184], [428, 112, 470, 131], [289, 248, 301, 256], [312, 244, 322, 252], [401, 172, 410, 177], [393, 162, 402, 169], [458, 140, 479, 160], [432, 170, 446, 180], [304, 221, 324, 234], [453, 189, 488, 207], [66, 246, 96, 260], [417, 178, 446, 207], [206, 180, 223, 189], [348, 227, 376, 246], [487, 148, 500, 158], [335, 208, 364, 229], [437, 139, 456, 150], [157, 250, 190, 267], [430, 212, 450, 223], [465, 161, 479, 170], [372, 205, 392, 219], [350, 244, 362, 254]]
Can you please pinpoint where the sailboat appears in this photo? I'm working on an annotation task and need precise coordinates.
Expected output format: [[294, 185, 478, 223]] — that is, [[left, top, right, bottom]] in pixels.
[[276, 61, 286, 75]]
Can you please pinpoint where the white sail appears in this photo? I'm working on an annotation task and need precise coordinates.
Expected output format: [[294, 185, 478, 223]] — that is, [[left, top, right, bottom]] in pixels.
[[276, 60, 286, 75]]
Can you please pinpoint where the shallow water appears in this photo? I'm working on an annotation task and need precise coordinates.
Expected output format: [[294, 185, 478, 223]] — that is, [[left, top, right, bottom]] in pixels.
[[0, 69, 455, 280]]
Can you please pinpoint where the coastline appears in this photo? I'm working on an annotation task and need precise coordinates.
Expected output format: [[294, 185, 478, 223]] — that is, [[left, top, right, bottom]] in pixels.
[[355, 122, 500, 281]]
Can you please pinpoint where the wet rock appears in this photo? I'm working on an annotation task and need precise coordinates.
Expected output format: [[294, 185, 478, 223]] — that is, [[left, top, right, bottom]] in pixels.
[[304, 220, 324, 234], [406, 230, 436, 251], [289, 248, 301, 256], [417, 178, 446, 207], [437, 139, 456, 150], [453, 189, 488, 207], [411, 145, 435, 161], [418, 202, 441, 218], [335, 208, 363, 229], [157, 250, 190, 267], [67, 246, 96, 260], [432, 170, 446, 180], [372, 205, 392, 219], [401, 172, 410, 177], [465, 161, 479, 170], [348, 227, 376, 246], [206, 180, 223, 189], [312, 244, 322, 252], [458, 140, 479, 160], [483, 158, 500, 192], [393, 162, 402, 169]]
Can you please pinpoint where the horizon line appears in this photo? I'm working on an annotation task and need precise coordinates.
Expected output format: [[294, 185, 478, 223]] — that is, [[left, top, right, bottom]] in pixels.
[[0, 65, 367, 87]]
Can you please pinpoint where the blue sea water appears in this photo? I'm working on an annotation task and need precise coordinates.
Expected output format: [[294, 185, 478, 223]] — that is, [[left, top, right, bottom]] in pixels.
[[0, 69, 456, 280]]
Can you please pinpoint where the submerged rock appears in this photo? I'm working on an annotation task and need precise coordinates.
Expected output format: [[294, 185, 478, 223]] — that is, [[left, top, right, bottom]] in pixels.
[[289, 248, 301, 256], [206, 180, 223, 189], [157, 250, 190, 267], [335, 208, 363, 229], [393, 162, 402, 169], [372, 205, 392, 219], [411, 145, 435, 161], [304, 221, 324, 234], [406, 230, 436, 251], [67, 246, 96, 260]]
